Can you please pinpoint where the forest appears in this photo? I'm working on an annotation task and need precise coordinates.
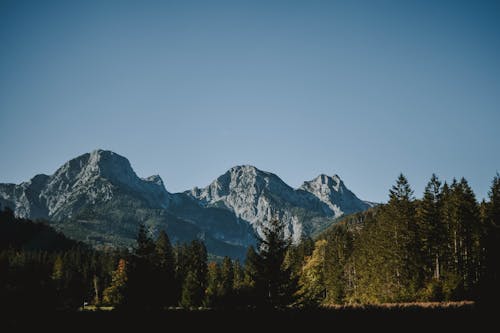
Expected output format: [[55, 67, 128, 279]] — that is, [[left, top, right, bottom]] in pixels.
[[1, 173, 499, 315]]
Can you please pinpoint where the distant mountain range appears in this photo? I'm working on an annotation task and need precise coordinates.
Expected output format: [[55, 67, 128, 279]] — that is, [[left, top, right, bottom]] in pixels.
[[0, 149, 373, 259]]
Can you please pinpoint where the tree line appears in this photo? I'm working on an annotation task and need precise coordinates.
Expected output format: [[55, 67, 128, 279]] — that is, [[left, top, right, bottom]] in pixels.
[[298, 174, 500, 306], [0, 173, 499, 311], [0, 207, 298, 311]]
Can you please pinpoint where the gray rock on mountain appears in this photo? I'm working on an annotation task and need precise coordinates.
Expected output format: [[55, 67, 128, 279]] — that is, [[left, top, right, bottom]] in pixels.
[[0, 150, 170, 221], [299, 174, 371, 217], [0, 150, 371, 258], [186, 165, 370, 243]]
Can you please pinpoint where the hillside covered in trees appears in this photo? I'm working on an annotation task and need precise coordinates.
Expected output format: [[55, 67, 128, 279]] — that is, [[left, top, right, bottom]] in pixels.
[[1, 173, 499, 315], [300, 174, 500, 305]]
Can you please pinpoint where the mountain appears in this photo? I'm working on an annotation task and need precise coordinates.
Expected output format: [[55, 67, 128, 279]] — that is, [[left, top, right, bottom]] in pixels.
[[299, 174, 371, 217], [0, 150, 245, 258], [0, 150, 371, 259], [0, 150, 170, 221], [185, 165, 370, 242]]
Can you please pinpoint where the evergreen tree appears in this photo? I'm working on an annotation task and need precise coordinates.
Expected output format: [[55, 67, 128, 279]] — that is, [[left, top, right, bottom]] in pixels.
[[351, 174, 420, 302], [299, 239, 327, 305], [244, 246, 259, 289], [219, 257, 234, 302], [186, 240, 208, 293], [136, 224, 155, 259], [443, 179, 481, 297], [124, 224, 157, 309], [285, 236, 314, 278], [154, 230, 175, 307], [388, 174, 421, 299], [233, 260, 245, 291], [418, 175, 444, 281], [249, 218, 298, 308], [323, 224, 353, 304], [180, 271, 202, 309], [204, 262, 221, 307], [179, 240, 208, 308], [481, 173, 500, 304]]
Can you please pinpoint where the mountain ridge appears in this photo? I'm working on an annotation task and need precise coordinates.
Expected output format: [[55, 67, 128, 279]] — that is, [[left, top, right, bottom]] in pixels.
[[0, 149, 371, 258]]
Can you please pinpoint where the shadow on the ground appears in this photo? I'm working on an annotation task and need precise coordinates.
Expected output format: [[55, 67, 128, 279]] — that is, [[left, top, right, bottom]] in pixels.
[[4, 305, 494, 332]]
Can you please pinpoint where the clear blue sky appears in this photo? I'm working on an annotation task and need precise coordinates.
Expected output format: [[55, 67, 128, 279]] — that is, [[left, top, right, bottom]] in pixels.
[[1, 0, 499, 203]]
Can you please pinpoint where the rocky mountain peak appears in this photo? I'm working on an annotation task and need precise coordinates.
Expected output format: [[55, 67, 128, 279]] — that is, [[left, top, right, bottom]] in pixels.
[[0, 152, 372, 258], [300, 173, 369, 217], [301, 174, 343, 193], [144, 174, 165, 188]]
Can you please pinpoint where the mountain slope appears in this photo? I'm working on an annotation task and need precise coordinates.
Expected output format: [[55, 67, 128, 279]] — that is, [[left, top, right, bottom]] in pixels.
[[0, 150, 247, 259], [0, 150, 170, 220], [299, 174, 370, 217], [0, 150, 371, 258], [185, 165, 370, 242]]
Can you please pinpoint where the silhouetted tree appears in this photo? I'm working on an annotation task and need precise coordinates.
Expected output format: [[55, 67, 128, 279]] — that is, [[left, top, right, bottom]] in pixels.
[[154, 230, 175, 307], [249, 218, 298, 308]]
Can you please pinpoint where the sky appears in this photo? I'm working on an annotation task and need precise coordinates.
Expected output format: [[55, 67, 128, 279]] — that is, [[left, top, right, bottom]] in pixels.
[[0, 0, 499, 203]]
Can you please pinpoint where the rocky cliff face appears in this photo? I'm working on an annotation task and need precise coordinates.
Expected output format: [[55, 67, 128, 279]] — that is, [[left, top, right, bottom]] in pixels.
[[186, 165, 369, 242], [0, 150, 170, 221], [299, 174, 370, 217], [0, 150, 371, 258]]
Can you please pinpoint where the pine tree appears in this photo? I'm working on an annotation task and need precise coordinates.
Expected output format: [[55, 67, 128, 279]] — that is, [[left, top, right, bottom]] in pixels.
[[125, 224, 157, 309], [250, 218, 298, 308], [457, 178, 481, 292], [299, 239, 327, 305], [244, 246, 259, 289], [180, 271, 202, 309], [481, 173, 500, 304], [186, 240, 208, 294], [417, 174, 447, 300], [323, 224, 353, 304], [390, 174, 421, 299], [418, 175, 443, 279], [136, 224, 155, 259], [285, 236, 314, 277], [204, 262, 221, 307], [219, 256, 234, 301], [154, 230, 175, 307], [179, 240, 208, 308], [438, 178, 482, 299], [352, 174, 420, 302], [233, 260, 245, 291]]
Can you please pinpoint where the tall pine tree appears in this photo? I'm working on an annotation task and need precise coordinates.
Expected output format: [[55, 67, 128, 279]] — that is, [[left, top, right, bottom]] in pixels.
[[480, 174, 500, 304], [417, 175, 446, 285], [249, 218, 298, 308]]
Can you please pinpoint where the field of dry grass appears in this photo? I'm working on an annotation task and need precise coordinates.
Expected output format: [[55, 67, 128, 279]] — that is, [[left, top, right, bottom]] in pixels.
[[323, 301, 475, 310]]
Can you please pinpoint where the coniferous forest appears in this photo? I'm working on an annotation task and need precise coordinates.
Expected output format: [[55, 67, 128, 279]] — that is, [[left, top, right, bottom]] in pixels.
[[1, 174, 499, 330]]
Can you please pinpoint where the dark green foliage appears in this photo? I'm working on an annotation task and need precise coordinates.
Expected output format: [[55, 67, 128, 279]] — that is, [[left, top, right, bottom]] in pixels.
[[180, 271, 201, 309], [323, 224, 353, 304], [204, 262, 221, 307], [154, 231, 176, 307], [179, 240, 208, 308], [1, 171, 497, 311], [417, 175, 446, 293], [247, 219, 299, 308], [286, 236, 314, 277], [0, 208, 120, 312], [307, 174, 489, 305], [0, 207, 80, 251], [479, 174, 500, 305], [219, 257, 234, 300]]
